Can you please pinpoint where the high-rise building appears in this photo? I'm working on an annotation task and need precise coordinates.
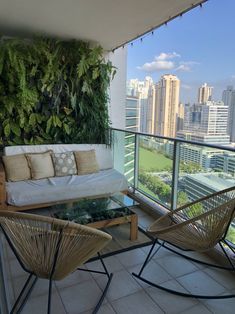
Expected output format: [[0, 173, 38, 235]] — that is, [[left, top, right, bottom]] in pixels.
[[198, 83, 213, 104], [177, 101, 230, 145], [177, 103, 184, 131], [222, 86, 235, 142], [127, 76, 155, 134], [125, 96, 140, 132], [124, 95, 140, 184], [154, 74, 180, 137]]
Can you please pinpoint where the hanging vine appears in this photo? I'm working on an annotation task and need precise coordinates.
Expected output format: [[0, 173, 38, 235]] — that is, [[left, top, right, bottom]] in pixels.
[[0, 37, 115, 145]]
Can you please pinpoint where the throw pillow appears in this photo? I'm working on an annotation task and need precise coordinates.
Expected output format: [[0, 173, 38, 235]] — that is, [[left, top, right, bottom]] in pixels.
[[52, 152, 77, 176], [74, 150, 99, 175], [26, 151, 54, 180], [2, 154, 31, 182]]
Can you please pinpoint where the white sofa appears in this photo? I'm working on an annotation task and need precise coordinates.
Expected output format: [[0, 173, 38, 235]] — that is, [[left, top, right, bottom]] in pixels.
[[0, 144, 128, 211]]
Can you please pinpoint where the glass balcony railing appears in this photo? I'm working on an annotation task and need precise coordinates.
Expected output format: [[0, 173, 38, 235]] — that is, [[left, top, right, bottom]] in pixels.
[[111, 128, 235, 245]]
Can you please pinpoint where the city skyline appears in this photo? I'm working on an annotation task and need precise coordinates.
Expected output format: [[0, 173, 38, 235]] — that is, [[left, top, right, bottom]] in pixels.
[[126, 75, 235, 146], [127, 0, 235, 104]]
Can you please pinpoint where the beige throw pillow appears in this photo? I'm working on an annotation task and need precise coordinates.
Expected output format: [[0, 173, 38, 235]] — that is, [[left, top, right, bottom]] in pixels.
[[2, 154, 31, 182], [74, 150, 99, 175], [26, 151, 54, 180]]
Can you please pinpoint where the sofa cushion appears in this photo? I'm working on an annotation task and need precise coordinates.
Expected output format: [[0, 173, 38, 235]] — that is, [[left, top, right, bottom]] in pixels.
[[2, 154, 31, 182], [74, 150, 99, 175], [6, 169, 128, 207], [26, 151, 55, 180], [52, 152, 77, 176], [4, 144, 113, 170]]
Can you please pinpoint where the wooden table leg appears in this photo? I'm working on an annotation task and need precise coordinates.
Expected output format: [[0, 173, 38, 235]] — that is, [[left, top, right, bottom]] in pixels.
[[130, 214, 138, 241]]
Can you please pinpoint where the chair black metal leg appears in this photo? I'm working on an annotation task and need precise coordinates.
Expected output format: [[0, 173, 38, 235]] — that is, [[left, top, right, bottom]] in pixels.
[[132, 274, 235, 299], [11, 273, 38, 314], [138, 239, 163, 276], [132, 239, 235, 299], [219, 241, 235, 270], [92, 253, 113, 314], [47, 279, 53, 314], [92, 272, 113, 314], [223, 239, 235, 254], [158, 240, 235, 271]]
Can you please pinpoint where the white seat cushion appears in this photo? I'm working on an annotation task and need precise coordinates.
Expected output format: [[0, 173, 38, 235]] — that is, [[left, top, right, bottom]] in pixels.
[[6, 169, 128, 207]]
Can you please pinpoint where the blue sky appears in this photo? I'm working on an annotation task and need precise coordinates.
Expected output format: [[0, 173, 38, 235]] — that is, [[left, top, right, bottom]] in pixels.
[[127, 0, 235, 104]]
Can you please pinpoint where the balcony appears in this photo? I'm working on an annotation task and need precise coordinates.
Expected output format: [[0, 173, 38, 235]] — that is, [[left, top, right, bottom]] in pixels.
[[1, 129, 235, 313], [1, 0, 235, 312]]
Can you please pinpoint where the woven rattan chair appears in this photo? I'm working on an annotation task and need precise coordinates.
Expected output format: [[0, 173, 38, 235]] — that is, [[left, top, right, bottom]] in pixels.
[[0, 211, 113, 314], [133, 186, 235, 299]]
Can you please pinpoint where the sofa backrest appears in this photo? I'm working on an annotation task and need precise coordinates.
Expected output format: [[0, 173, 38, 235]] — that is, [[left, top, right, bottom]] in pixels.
[[4, 144, 113, 170]]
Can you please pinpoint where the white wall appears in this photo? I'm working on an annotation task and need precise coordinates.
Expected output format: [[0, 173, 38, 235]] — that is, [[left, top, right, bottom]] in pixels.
[[108, 47, 127, 129]]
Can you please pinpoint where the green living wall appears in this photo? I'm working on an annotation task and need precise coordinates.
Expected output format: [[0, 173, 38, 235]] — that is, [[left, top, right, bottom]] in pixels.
[[0, 37, 115, 145]]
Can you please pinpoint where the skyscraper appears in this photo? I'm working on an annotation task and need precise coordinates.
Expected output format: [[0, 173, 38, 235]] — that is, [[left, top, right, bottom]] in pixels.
[[125, 96, 140, 132], [177, 103, 185, 131], [177, 101, 230, 145], [154, 74, 180, 137], [198, 83, 213, 103], [127, 76, 155, 134], [222, 86, 235, 142]]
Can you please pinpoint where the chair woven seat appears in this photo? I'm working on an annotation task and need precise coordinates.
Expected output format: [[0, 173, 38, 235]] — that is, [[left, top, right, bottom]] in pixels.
[[148, 188, 235, 252], [133, 186, 235, 299], [0, 211, 113, 313]]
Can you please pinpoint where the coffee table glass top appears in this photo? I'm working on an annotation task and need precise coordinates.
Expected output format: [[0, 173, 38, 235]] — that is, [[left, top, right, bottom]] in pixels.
[[52, 193, 139, 225]]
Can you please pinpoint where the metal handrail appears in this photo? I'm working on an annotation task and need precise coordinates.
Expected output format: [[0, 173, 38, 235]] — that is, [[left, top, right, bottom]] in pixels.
[[111, 127, 235, 153], [111, 127, 235, 211]]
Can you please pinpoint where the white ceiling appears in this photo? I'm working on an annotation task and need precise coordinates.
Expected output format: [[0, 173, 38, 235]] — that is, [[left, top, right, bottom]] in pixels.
[[0, 0, 207, 50]]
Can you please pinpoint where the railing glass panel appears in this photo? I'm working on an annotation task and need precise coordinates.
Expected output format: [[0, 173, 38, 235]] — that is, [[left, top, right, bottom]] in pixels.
[[112, 128, 235, 245], [137, 135, 173, 209]]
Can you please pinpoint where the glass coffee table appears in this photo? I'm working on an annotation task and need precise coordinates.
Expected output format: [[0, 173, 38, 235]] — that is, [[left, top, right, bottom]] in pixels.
[[52, 193, 139, 241]]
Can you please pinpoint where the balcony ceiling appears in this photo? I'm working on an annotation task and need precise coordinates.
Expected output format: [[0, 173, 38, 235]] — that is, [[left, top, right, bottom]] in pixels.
[[0, 0, 206, 51]]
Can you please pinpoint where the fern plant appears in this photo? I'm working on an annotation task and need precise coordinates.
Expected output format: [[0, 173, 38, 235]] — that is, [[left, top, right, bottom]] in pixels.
[[0, 37, 115, 146]]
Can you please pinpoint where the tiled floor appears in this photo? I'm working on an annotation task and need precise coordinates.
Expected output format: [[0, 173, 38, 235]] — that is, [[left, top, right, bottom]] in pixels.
[[1, 210, 235, 314]]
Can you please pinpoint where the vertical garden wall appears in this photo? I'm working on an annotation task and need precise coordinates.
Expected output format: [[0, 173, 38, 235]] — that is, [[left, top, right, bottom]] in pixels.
[[0, 37, 115, 145]]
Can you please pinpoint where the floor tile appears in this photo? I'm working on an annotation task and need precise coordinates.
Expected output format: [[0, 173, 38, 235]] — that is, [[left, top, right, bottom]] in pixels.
[[177, 270, 226, 296], [87, 255, 124, 279], [96, 269, 142, 302], [130, 260, 172, 288], [21, 291, 66, 314], [131, 206, 147, 217], [116, 248, 147, 268], [202, 296, 235, 314], [141, 243, 172, 259], [156, 254, 198, 278], [9, 259, 26, 278], [55, 267, 93, 289], [203, 267, 235, 290], [111, 290, 164, 314], [59, 279, 105, 314], [13, 276, 57, 300], [146, 279, 198, 314], [81, 303, 116, 314], [181, 303, 212, 314], [138, 215, 155, 229]]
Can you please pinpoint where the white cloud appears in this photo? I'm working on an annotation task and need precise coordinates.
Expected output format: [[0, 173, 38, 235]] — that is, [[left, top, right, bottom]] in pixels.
[[137, 52, 180, 72], [181, 84, 192, 90], [180, 61, 199, 66], [155, 52, 181, 61], [175, 61, 200, 72], [232, 75, 235, 79], [175, 64, 191, 72], [137, 52, 198, 73], [137, 60, 174, 72]]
